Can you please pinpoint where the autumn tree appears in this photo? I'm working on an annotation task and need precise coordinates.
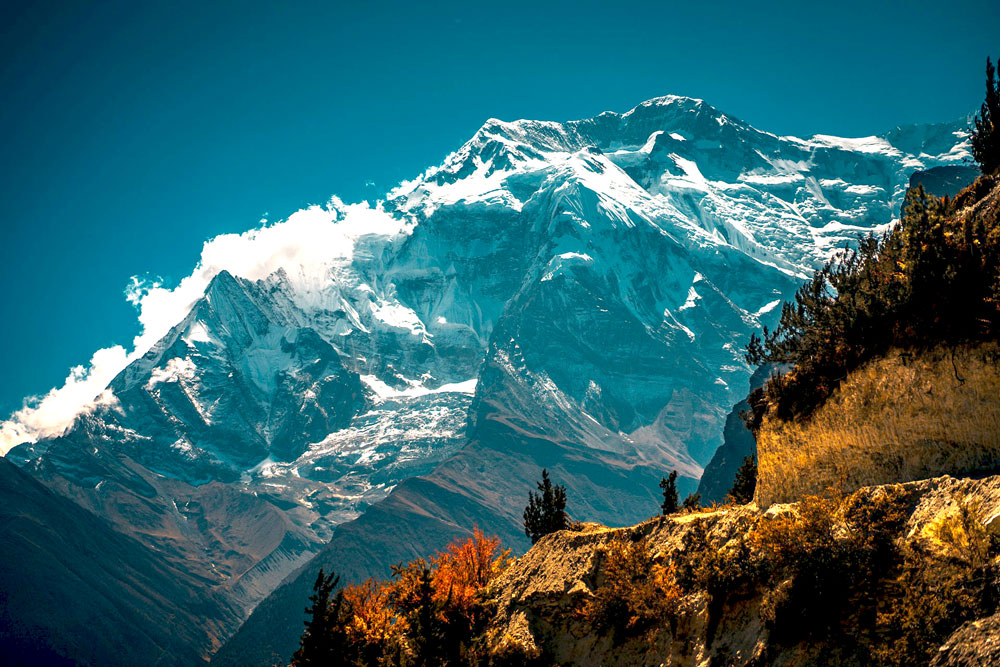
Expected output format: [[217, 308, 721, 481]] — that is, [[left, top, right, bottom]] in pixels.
[[523, 469, 569, 544], [432, 526, 512, 662], [433, 526, 512, 614], [660, 470, 679, 515], [292, 530, 514, 666], [342, 578, 400, 665], [971, 56, 1000, 175]]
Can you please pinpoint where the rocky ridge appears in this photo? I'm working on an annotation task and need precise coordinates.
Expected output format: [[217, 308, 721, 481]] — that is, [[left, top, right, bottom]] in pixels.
[[486, 474, 1000, 666]]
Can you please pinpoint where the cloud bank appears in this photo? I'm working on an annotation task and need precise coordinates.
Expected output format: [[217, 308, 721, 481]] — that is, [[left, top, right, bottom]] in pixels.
[[0, 198, 405, 455]]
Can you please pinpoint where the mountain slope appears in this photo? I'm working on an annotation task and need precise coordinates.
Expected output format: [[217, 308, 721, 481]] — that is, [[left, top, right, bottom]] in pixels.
[[0, 458, 239, 666]]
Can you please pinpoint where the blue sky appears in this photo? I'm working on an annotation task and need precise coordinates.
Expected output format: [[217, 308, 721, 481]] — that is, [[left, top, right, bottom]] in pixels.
[[1, 0, 997, 417]]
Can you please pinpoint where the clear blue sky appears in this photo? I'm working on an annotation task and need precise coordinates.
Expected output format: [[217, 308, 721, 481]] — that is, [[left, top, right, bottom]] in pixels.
[[1, 0, 997, 415]]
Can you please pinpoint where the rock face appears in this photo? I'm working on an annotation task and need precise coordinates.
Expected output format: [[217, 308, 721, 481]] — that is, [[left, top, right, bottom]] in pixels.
[[909, 164, 980, 198], [486, 474, 1000, 667], [3, 96, 972, 665], [933, 614, 1000, 666], [0, 458, 240, 666]]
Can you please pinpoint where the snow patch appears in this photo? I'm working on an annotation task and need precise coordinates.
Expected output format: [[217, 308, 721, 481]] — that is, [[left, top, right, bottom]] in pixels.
[[755, 299, 782, 317], [146, 357, 197, 390], [360, 376, 478, 400]]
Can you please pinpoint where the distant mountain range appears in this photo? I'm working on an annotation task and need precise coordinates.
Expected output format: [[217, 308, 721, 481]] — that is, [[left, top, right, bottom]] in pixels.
[[3, 95, 974, 665]]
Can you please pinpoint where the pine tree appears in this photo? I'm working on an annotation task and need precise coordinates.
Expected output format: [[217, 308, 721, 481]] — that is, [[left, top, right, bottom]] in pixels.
[[409, 565, 445, 667], [292, 569, 350, 667], [523, 469, 569, 544], [971, 57, 1000, 175], [659, 470, 679, 515], [728, 455, 757, 504]]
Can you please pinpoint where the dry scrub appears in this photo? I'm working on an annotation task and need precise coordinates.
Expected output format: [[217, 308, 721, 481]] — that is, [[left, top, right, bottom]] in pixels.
[[756, 344, 1000, 506]]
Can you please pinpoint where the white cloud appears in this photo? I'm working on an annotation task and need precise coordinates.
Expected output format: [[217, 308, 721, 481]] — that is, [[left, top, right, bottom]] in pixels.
[[0, 346, 125, 454], [0, 199, 407, 455]]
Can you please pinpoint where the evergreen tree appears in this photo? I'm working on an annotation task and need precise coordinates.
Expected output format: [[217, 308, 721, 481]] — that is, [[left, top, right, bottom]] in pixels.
[[659, 470, 679, 515], [292, 569, 350, 667], [523, 469, 569, 544], [409, 565, 446, 667], [971, 57, 1000, 175], [682, 493, 702, 511], [728, 455, 757, 504]]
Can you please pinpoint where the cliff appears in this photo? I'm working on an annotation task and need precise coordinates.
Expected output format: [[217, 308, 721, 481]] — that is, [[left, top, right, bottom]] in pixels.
[[697, 364, 779, 503]]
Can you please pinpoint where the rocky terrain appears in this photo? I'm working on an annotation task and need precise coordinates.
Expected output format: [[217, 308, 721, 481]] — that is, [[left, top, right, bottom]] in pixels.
[[486, 474, 1000, 666]]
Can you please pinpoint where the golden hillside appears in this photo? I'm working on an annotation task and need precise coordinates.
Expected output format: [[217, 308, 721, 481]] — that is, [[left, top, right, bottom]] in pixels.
[[755, 344, 1000, 506]]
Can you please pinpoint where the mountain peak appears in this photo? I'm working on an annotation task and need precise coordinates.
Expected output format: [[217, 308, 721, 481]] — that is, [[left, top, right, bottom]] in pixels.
[[632, 94, 707, 108]]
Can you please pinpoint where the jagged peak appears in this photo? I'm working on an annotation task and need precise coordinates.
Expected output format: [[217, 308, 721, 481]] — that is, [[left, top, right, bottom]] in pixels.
[[628, 94, 707, 110]]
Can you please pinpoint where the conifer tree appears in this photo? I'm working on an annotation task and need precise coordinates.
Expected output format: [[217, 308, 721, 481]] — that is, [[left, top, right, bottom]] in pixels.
[[409, 565, 446, 667], [728, 455, 757, 504], [292, 569, 350, 667], [659, 470, 679, 515], [971, 56, 1000, 175], [523, 469, 569, 544]]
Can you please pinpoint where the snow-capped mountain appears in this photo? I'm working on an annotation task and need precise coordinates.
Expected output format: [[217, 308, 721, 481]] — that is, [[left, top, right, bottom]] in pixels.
[[8, 96, 971, 643]]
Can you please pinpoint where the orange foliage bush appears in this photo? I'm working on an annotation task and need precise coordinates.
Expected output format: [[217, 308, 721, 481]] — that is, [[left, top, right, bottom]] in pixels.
[[432, 526, 513, 613], [343, 578, 401, 648]]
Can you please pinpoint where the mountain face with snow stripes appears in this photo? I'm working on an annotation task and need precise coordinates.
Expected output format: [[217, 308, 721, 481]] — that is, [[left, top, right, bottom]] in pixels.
[[8, 96, 972, 663]]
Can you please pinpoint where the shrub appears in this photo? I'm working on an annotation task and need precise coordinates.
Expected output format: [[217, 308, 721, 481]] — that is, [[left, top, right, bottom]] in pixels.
[[749, 494, 877, 646], [682, 493, 702, 512], [584, 535, 681, 642], [875, 502, 1000, 666]]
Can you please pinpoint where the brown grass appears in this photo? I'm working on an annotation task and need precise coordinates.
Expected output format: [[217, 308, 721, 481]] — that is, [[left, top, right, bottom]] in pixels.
[[756, 343, 1000, 506]]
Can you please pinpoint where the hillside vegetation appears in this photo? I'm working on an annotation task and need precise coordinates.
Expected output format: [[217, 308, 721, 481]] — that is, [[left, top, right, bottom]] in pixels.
[[746, 163, 1000, 504], [745, 54, 1000, 424]]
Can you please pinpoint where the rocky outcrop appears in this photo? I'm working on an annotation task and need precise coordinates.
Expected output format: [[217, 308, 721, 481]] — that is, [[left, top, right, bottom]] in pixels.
[[486, 473, 1000, 666], [697, 364, 780, 503], [932, 614, 1000, 666]]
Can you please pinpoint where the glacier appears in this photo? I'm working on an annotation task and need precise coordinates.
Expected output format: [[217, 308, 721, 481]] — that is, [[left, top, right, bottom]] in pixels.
[[6, 96, 972, 637]]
